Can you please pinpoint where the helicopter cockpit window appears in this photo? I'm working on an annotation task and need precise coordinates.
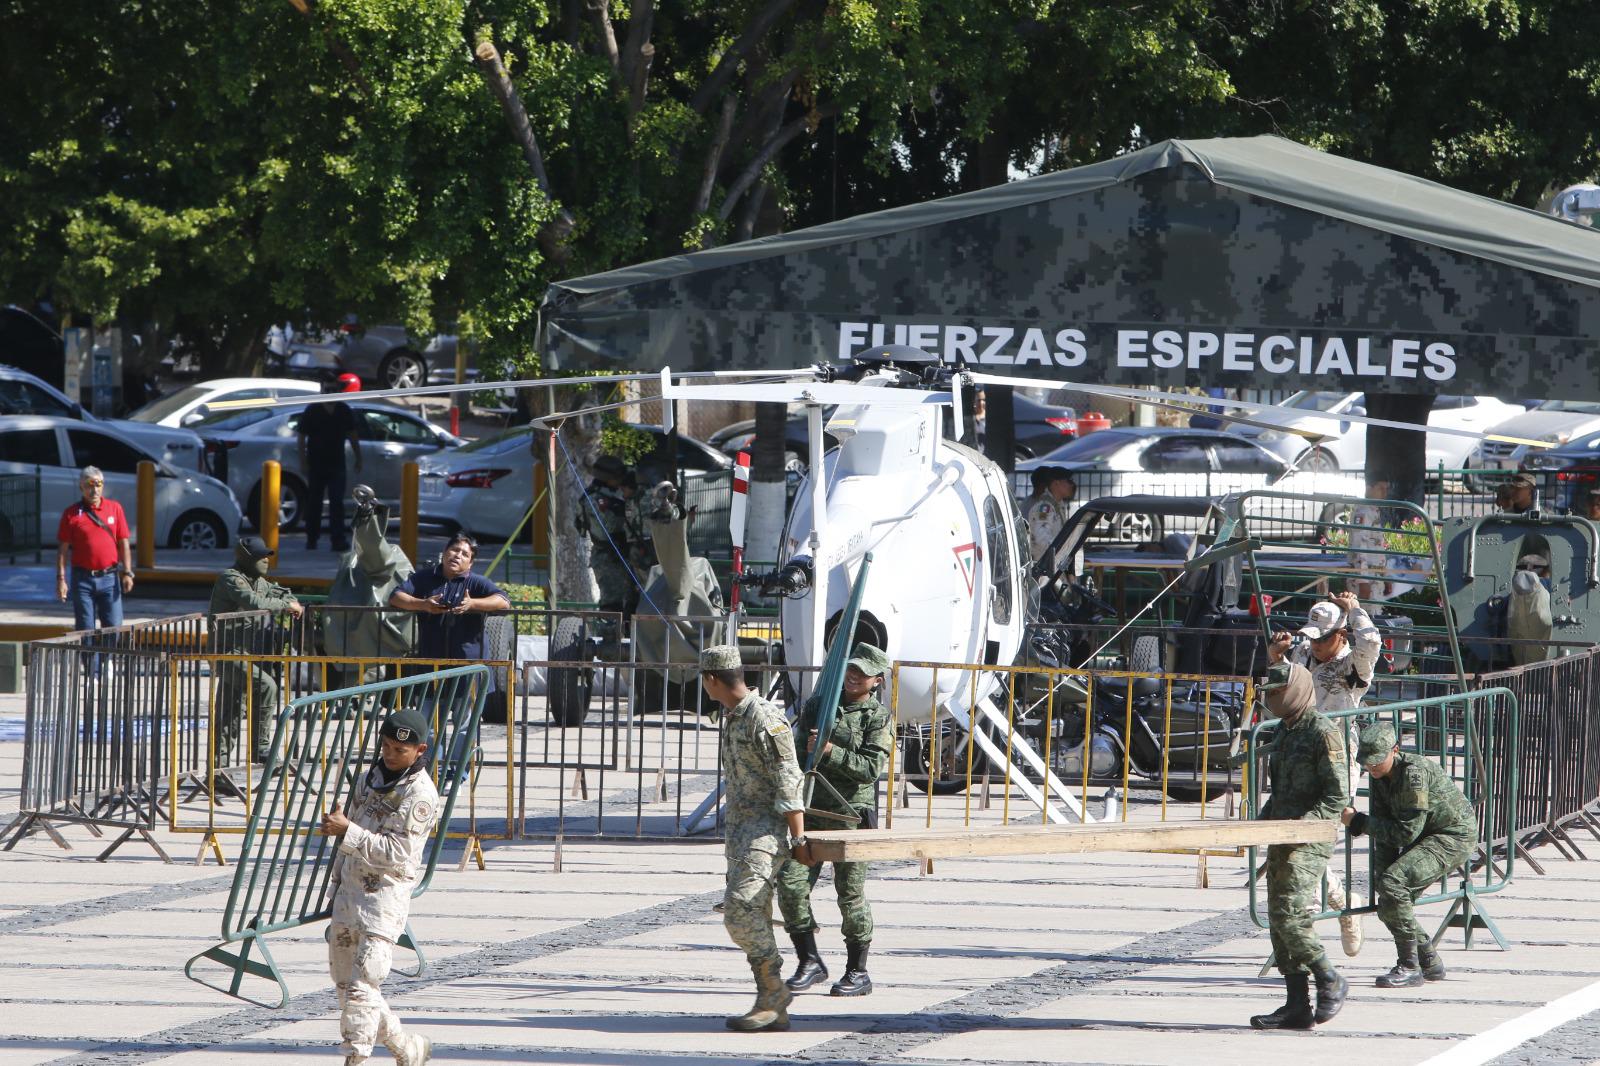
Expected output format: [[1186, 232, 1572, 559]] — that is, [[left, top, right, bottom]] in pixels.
[[984, 496, 1013, 625]]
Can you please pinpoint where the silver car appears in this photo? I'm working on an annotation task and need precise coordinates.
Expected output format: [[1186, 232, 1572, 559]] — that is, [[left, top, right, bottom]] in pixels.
[[267, 318, 476, 390], [1016, 427, 1366, 542], [190, 402, 463, 531]]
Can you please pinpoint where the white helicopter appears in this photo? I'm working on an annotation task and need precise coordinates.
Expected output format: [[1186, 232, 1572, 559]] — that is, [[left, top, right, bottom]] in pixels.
[[224, 350, 1549, 825]]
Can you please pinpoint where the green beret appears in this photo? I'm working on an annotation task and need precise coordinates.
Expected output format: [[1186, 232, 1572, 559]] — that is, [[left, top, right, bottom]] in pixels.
[[846, 642, 890, 677], [1356, 723, 1397, 767], [699, 644, 743, 672], [380, 708, 430, 746]]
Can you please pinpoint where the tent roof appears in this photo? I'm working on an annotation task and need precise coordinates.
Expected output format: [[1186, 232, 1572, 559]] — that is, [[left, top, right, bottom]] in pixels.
[[548, 136, 1600, 300]]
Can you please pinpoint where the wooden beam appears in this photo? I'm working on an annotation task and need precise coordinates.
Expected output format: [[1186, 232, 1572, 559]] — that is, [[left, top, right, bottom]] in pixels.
[[806, 818, 1338, 863]]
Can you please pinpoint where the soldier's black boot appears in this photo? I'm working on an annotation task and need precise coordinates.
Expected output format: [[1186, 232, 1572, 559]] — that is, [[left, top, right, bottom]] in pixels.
[[1249, 974, 1313, 1030], [1417, 940, 1446, 982], [1311, 957, 1349, 1023], [830, 941, 873, 997], [786, 931, 829, 991], [1377, 941, 1426, 988]]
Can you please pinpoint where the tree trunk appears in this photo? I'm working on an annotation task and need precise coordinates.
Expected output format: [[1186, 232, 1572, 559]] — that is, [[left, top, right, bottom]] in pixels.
[[745, 402, 790, 579], [1363, 393, 1437, 510], [548, 391, 603, 606]]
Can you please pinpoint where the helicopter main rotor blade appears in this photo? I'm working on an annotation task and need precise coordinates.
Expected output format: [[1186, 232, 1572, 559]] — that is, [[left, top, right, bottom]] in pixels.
[[661, 381, 954, 407], [967, 373, 1553, 449], [205, 368, 816, 412]]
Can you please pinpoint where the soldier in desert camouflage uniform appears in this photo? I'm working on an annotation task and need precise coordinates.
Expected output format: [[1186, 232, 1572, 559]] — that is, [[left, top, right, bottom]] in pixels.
[[1251, 662, 1350, 1032], [320, 708, 439, 1066], [1343, 723, 1478, 988], [699, 644, 809, 1033]]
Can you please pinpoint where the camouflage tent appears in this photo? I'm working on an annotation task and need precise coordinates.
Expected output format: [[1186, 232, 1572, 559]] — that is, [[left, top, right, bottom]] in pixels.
[[541, 136, 1600, 397]]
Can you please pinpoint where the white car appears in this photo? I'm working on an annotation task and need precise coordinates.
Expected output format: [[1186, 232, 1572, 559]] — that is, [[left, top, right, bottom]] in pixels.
[[1238, 391, 1526, 473], [0, 415, 243, 550], [1471, 401, 1600, 483], [0, 363, 211, 472], [1016, 428, 1366, 542], [123, 377, 322, 429]]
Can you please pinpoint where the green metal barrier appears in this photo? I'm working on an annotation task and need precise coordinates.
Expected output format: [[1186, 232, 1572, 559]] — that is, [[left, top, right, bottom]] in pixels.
[[1245, 688, 1520, 954], [184, 664, 490, 1008]]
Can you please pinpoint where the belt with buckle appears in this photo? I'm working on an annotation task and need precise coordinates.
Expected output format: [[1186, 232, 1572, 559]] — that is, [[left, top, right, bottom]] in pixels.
[[75, 565, 120, 578]]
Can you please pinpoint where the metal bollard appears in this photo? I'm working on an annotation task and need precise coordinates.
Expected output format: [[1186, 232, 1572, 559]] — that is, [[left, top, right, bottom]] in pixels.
[[261, 460, 280, 560]]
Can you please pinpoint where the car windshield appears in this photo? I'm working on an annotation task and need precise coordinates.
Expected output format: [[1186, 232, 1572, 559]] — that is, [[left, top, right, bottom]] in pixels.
[[1535, 400, 1600, 414], [1280, 390, 1356, 411], [126, 384, 212, 423], [188, 407, 279, 431], [1033, 431, 1137, 463], [454, 425, 533, 454]]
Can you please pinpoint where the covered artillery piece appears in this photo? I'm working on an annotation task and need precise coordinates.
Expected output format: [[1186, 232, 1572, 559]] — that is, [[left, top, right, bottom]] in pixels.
[[548, 484, 730, 726]]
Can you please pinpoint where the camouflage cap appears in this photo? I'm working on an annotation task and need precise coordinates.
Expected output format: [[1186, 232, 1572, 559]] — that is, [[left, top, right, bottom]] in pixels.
[[380, 708, 430, 746], [1259, 662, 1293, 691], [1508, 472, 1537, 489], [236, 535, 273, 560], [1356, 723, 1398, 767], [699, 644, 742, 672], [846, 642, 890, 677]]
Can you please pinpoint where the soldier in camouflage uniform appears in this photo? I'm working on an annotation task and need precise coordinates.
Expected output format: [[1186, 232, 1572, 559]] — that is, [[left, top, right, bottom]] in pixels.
[[1251, 662, 1350, 1031], [1343, 723, 1477, 988], [779, 643, 894, 998], [320, 707, 439, 1066], [1024, 466, 1077, 564], [1268, 590, 1380, 956], [699, 645, 809, 1033], [207, 536, 303, 764], [581, 455, 643, 617]]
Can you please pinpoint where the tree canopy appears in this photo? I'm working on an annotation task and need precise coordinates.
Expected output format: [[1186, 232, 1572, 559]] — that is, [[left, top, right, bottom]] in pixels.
[[2, 0, 1597, 382]]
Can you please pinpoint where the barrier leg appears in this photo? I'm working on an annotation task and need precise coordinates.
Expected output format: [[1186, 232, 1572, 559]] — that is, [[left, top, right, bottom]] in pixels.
[[1, 814, 72, 852], [394, 922, 428, 978], [96, 826, 173, 864], [1433, 883, 1509, 951], [195, 831, 227, 867], [184, 928, 290, 1009], [680, 783, 724, 836]]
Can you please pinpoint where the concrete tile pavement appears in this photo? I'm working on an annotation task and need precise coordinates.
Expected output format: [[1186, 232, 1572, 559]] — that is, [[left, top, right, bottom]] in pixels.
[[6, 688, 1600, 1064]]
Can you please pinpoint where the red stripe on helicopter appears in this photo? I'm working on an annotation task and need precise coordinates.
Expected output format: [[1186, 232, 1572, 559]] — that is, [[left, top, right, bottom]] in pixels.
[[952, 542, 981, 596]]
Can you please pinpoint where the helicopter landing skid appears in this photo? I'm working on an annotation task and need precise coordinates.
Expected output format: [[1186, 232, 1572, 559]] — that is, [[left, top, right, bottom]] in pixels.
[[956, 698, 1091, 825]]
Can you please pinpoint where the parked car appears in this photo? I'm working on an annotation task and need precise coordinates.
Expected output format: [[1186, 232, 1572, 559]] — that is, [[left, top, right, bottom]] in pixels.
[[123, 377, 321, 429], [1473, 401, 1600, 489], [265, 316, 476, 390], [1016, 427, 1366, 541], [416, 424, 730, 541], [190, 402, 464, 531], [1235, 391, 1525, 473], [0, 364, 211, 473], [1520, 430, 1600, 511], [0, 415, 242, 550]]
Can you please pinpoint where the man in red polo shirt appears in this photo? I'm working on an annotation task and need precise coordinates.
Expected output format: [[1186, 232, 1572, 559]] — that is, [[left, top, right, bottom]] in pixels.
[[56, 465, 134, 631]]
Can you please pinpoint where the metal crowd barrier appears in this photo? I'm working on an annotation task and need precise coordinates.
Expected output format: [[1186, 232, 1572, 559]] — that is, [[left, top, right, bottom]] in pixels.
[[1, 613, 210, 860], [884, 660, 1255, 872], [1245, 689, 1521, 951], [165, 652, 514, 866], [1470, 647, 1600, 871], [512, 617, 801, 850], [184, 665, 488, 1008]]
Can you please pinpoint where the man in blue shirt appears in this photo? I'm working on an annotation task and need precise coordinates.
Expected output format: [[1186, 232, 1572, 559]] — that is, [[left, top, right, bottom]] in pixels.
[[388, 534, 509, 661]]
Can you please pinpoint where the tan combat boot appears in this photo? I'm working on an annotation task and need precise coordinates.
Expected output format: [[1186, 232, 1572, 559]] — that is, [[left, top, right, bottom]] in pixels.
[[385, 1031, 432, 1065], [1326, 885, 1364, 957], [725, 956, 793, 1032]]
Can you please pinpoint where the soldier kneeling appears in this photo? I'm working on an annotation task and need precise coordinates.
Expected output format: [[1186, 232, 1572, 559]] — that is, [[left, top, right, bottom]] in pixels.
[[1342, 724, 1476, 988]]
